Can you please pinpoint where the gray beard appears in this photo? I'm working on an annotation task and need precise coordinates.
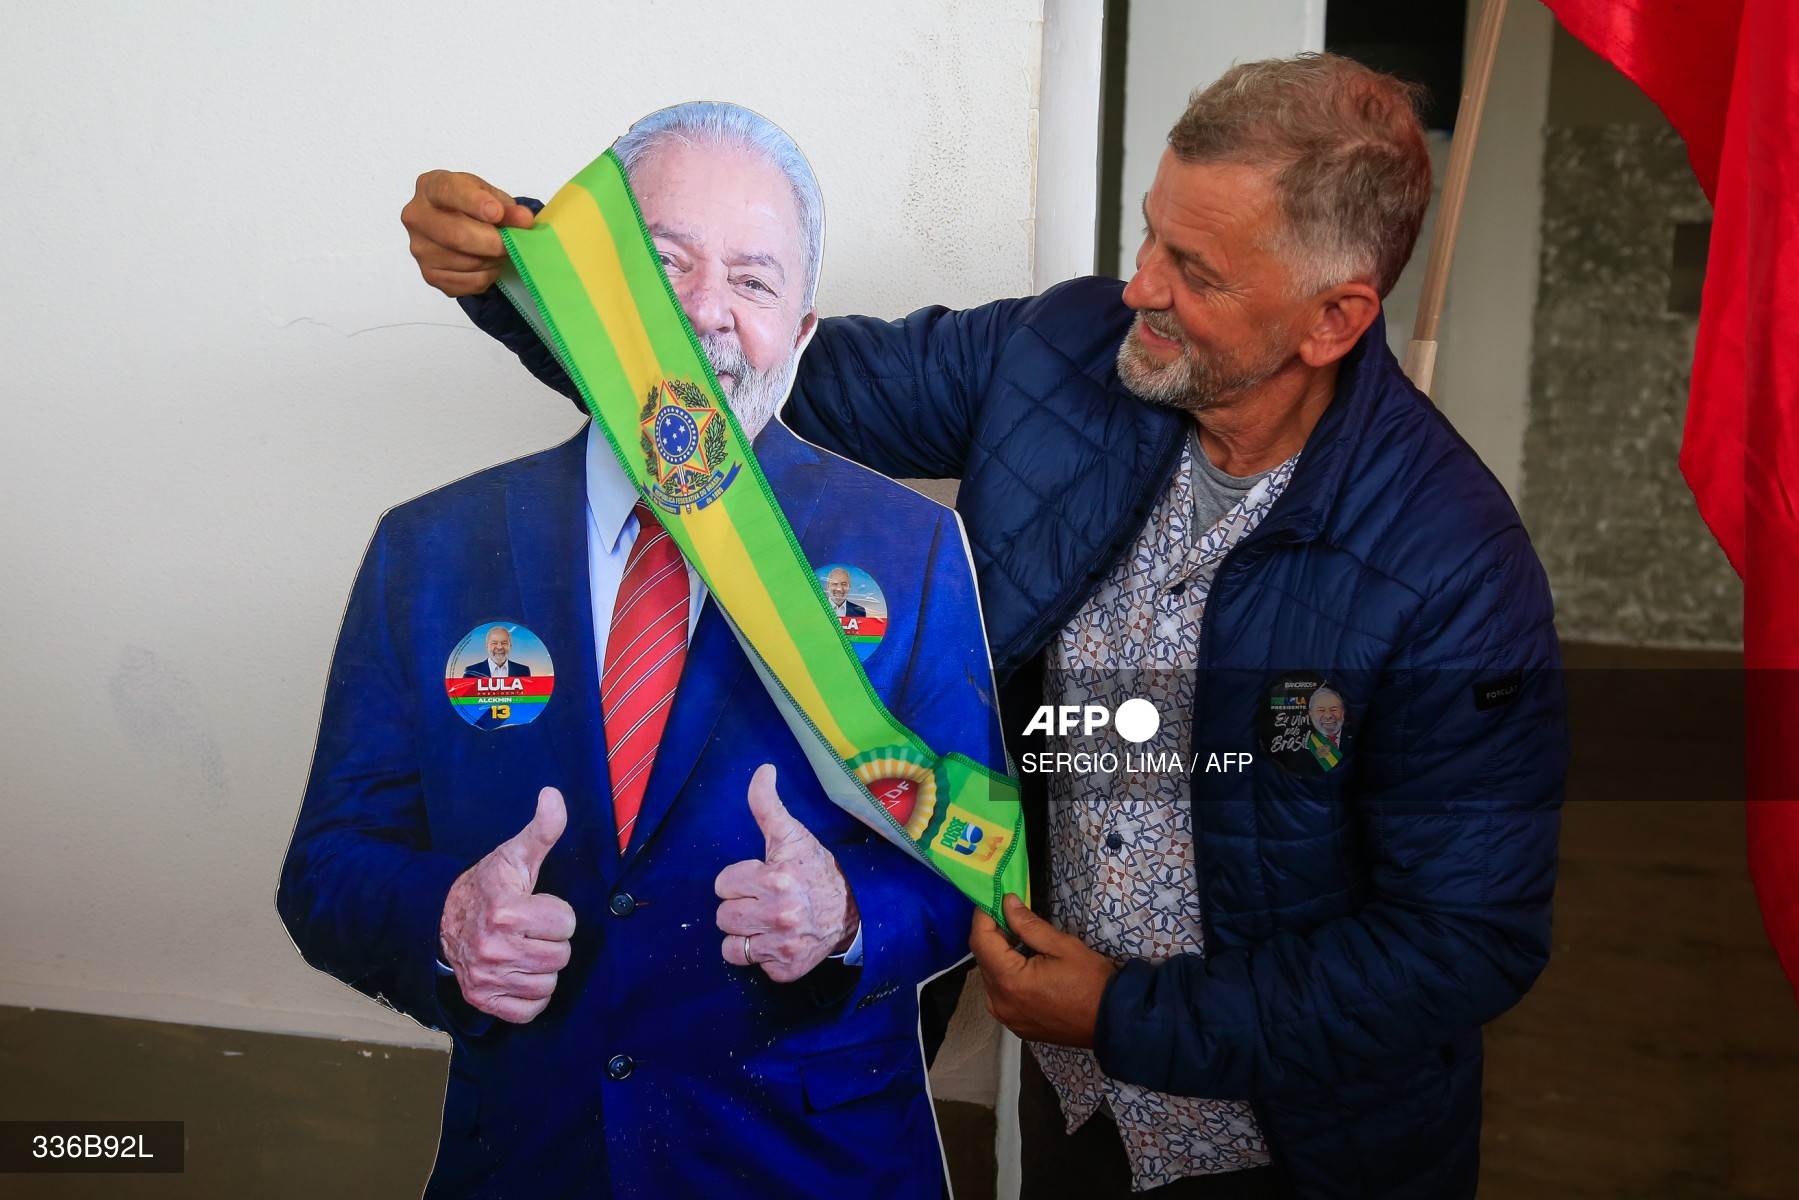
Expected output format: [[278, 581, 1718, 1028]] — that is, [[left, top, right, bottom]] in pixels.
[[1114, 312, 1284, 412], [698, 333, 798, 441]]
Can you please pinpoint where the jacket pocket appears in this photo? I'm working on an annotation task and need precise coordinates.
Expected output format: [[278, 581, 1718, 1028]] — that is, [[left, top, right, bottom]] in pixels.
[[798, 1039, 919, 1113]]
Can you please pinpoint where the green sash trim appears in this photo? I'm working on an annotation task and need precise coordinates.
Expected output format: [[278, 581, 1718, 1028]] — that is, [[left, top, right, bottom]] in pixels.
[[495, 150, 1026, 921]]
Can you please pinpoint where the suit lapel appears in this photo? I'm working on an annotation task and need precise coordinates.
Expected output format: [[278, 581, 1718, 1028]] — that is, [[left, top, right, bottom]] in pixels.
[[505, 429, 623, 888], [621, 423, 826, 863]]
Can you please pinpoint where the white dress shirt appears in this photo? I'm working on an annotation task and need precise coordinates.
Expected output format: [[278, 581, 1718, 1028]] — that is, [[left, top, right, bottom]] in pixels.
[[584, 423, 708, 667]]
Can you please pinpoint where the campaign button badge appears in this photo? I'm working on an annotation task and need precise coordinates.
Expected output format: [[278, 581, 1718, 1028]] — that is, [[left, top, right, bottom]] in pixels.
[[1259, 674, 1350, 776], [817, 564, 888, 661], [444, 622, 555, 730]]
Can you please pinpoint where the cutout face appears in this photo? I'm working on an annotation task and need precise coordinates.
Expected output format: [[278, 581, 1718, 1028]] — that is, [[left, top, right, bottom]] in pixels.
[[624, 115, 821, 440]]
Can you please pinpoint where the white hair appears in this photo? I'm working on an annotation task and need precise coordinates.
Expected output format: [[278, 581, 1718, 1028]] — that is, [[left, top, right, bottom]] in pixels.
[[614, 101, 824, 308]]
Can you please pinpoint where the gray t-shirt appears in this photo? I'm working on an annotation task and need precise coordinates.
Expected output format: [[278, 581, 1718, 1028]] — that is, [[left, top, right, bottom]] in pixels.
[[1190, 428, 1272, 533]]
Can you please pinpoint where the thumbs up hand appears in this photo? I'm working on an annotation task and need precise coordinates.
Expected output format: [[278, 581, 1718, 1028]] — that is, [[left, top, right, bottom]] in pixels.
[[714, 764, 859, 983], [438, 787, 578, 1023]]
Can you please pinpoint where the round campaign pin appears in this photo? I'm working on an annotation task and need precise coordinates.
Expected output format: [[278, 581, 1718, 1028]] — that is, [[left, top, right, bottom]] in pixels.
[[849, 746, 939, 839], [1258, 674, 1351, 776], [443, 622, 555, 730], [817, 563, 888, 661]]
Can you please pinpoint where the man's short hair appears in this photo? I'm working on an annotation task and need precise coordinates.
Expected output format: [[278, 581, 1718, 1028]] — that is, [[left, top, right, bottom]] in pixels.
[[1168, 53, 1431, 297], [614, 101, 825, 308]]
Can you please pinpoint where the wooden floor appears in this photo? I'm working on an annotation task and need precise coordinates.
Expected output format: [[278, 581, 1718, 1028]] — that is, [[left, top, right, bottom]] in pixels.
[[3, 646, 1794, 1198]]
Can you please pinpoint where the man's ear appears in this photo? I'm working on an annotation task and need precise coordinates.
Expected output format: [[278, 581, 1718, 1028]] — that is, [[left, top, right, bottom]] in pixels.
[[1297, 284, 1380, 369], [793, 309, 819, 357]]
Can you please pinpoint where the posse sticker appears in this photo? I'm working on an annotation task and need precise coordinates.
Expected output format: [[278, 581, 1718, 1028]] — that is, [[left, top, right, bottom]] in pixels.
[[934, 803, 1012, 876], [639, 378, 741, 514], [1259, 674, 1350, 776], [816, 563, 888, 660], [443, 622, 555, 730]]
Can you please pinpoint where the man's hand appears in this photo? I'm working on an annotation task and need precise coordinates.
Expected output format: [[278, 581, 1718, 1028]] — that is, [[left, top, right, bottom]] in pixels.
[[438, 787, 577, 1023], [971, 894, 1119, 1048], [402, 169, 536, 297], [715, 765, 859, 983]]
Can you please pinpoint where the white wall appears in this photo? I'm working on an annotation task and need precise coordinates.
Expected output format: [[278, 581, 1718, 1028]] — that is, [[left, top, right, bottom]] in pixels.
[[1112, 0, 1325, 272], [1033, 0, 1108, 288], [1384, 0, 1555, 502], [1433, 0, 1554, 503], [0, 0, 1046, 1047]]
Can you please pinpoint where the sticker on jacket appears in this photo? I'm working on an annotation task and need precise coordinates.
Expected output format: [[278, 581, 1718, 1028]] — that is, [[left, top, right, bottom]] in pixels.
[[444, 622, 555, 729], [1260, 675, 1350, 775], [816, 563, 887, 660]]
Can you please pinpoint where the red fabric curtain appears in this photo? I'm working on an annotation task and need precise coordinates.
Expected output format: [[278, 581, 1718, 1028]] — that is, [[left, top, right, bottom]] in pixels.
[[1541, 0, 1799, 1003]]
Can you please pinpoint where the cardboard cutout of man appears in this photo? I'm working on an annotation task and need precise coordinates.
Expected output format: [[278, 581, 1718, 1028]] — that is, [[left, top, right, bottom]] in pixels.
[[278, 102, 1006, 1200]]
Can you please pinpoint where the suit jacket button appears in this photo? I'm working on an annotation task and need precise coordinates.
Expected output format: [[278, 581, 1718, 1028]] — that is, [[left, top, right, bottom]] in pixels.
[[606, 1054, 635, 1081], [608, 892, 637, 917]]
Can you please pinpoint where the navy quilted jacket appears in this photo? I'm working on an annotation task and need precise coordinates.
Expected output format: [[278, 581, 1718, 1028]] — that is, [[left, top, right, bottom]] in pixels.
[[461, 274, 1566, 1198]]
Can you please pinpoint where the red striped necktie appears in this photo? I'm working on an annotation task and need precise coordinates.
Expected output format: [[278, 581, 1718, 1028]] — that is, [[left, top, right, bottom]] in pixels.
[[601, 502, 689, 851]]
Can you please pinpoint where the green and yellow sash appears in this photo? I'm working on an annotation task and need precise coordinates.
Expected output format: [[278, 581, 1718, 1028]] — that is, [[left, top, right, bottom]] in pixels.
[[496, 150, 1026, 923], [1306, 729, 1341, 772]]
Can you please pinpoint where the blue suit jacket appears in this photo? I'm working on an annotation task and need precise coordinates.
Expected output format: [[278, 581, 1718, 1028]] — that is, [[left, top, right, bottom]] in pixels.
[[278, 423, 1006, 1199]]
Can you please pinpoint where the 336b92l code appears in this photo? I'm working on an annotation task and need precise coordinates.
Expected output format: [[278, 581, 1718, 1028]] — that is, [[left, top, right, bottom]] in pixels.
[[0, 1122, 184, 1173]]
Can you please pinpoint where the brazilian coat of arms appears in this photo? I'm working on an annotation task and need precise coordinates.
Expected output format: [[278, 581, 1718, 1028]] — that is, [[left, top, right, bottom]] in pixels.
[[638, 378, 740, 514]]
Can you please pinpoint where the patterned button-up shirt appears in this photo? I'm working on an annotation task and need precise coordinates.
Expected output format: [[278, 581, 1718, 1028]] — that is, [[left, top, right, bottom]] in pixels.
[[1031, 434, 1299, 1192]]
